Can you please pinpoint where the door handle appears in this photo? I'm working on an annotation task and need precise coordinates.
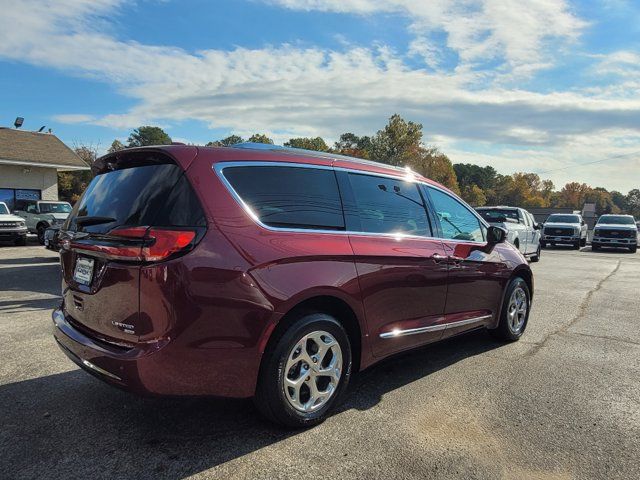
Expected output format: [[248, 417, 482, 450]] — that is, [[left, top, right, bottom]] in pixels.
[[430, 253, 447, 264]]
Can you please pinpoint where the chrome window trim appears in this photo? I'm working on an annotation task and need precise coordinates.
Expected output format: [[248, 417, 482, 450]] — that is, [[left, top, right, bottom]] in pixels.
[[214, 161, 489, 244], [379, 314, 493, 339]]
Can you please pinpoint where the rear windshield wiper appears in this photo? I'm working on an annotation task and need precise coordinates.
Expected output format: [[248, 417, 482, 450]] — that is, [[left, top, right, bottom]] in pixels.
[[75, 216, 116, 227]]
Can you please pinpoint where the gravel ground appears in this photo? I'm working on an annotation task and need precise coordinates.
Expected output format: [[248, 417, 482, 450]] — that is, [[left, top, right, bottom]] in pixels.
[[0, 242, 638, 479]]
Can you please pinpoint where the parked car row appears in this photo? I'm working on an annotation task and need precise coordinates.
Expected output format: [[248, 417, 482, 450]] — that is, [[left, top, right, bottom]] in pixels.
[[475, 205, 638, 255]]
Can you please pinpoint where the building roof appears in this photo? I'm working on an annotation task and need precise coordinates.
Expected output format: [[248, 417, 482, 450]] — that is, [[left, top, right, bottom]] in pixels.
[[0, 128, 89, 170]]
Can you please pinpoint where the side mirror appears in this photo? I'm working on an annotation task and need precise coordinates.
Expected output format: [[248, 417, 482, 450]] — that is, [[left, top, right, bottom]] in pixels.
[[487, 225, 506, 244]]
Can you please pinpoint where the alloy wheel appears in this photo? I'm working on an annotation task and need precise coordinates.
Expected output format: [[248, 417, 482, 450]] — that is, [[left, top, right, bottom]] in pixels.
[[283, 330, 342, 413], [507, 286, 528, 333]]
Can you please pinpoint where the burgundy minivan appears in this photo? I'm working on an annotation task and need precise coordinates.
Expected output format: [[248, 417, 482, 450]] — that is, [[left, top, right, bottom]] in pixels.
[[53, 143, 533, 427]]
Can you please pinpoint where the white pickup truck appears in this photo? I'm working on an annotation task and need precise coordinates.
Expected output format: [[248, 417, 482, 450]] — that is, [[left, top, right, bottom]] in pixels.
[[14, 200, 72, 245], [540, 213, 588, 249], [476, 206, 542, 262]]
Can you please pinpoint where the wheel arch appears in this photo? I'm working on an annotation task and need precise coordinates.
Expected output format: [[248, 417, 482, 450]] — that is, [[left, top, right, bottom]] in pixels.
[[261, 294, 364, 374], [491, 265, 534, 330]]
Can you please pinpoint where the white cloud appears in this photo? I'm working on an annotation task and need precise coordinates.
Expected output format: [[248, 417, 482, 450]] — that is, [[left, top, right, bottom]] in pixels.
[[1, 0, 639, 190], [52, 114, 96, 124], [266, 0, 586, 70]]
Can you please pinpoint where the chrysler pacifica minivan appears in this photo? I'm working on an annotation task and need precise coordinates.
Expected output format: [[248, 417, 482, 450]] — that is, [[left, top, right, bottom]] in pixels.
[[53, 143, 533, 427]]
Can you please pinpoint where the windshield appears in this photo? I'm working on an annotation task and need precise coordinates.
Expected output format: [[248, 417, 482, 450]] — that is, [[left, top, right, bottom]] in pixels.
[[546, 214, 580, 223], [39, 203, 72, 214], [597, 215, 635, 225], [476, 208, 519, 222], [0, 203, 8, 215]]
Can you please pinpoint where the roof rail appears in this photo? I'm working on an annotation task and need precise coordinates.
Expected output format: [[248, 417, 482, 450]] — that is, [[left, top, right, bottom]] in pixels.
[[229, 142, 408, 173]]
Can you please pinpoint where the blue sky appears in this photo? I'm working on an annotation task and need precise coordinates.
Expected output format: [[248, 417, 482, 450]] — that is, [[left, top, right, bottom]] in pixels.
[[1, 0, 639, 191]]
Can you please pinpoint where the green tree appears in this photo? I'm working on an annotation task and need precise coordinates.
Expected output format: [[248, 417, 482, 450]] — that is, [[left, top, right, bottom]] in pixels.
[[127, 126, 172, 147], [626, 188, 640, 217], [453, 163, 498, 192], [407, 146, 459, 193], [554, 182, 592, 210], [370, 114, 423, 166], [206, 135, 245, 147], [284, 137, 330, 152], [247, 133, 274, 144], [58, 145, 97, 204], [333, 133, 372, 159], [461, 184, 487, 207], [610, 191, 629, 213], [586, 188, 618, 215], [107, 139, 125, 153]]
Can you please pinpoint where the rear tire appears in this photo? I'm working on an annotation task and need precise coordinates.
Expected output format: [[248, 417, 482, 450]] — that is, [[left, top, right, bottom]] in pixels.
[[37, 225, 46, 245], [254, 313, 352, 428], [489, 277, 531, 342], [530, 245, 541, 262]]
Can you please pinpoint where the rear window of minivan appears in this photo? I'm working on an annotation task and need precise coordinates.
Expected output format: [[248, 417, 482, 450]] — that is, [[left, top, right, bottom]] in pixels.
[[222, 165, 345, 230], [69, 163, 206, 234]]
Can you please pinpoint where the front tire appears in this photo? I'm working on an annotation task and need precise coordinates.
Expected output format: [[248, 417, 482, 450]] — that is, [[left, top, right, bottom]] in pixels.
[[573, 241, 581, 250], [630, 245, 637, 254], [255, 313, 352, 428], [489, 277, 531, 342]]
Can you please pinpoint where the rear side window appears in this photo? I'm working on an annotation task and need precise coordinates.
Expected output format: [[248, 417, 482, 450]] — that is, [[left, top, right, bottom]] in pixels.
[[347, 173, 431, 236], [70, 163, 206, 234], [428, 187, 485, 242], [223, 166, 345, 230]]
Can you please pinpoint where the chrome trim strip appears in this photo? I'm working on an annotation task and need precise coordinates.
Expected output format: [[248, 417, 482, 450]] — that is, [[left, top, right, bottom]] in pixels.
[[379, 314, 493, 339], [213, 161, 488, 244]]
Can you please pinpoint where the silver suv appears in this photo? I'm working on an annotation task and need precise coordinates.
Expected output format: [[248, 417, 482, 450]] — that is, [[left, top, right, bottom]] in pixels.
[[541, 213, 588, 250], [14, 200, 72, 244]]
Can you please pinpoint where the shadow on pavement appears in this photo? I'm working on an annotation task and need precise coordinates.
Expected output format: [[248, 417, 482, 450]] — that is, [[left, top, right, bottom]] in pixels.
[[0, 255, 59, 266], [0, 329, 499, 479]]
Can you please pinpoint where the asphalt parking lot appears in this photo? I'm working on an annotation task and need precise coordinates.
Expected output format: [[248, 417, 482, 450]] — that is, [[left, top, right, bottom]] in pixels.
[[1, 242, 639, 479]]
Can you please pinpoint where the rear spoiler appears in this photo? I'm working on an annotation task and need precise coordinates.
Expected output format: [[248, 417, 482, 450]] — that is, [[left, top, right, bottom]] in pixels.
[[92, 146, 198, 176]]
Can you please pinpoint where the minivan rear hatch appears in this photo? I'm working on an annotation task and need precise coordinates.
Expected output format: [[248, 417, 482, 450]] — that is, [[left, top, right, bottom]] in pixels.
[[59, 148, 206, 345]]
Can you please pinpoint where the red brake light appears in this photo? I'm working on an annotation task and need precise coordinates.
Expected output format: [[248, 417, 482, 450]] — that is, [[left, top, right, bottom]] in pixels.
[[71, 227, 197, 262], [143, 229, 196, 261]]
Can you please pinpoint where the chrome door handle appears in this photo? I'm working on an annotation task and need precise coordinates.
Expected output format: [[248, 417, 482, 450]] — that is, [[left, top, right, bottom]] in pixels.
[[430, 253, 447, 263]]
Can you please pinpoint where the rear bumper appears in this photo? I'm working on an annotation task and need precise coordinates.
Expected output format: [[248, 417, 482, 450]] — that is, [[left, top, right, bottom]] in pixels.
[[52, 307, 260, 398]]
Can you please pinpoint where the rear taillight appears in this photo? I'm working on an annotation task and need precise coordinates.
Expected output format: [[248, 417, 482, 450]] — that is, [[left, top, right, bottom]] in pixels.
[[70, 226, 197, 262]]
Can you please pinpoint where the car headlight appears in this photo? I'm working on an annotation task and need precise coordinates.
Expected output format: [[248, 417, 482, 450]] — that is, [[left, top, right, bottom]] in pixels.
[[19, 221, 25, 227]]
